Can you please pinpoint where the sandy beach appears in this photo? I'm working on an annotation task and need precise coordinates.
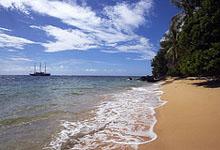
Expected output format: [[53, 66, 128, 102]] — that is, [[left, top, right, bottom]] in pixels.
[[140, 78, 220, 150]]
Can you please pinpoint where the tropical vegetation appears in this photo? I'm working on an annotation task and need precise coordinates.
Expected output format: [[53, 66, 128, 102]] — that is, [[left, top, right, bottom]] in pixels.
[[151, 0, 220, 78]]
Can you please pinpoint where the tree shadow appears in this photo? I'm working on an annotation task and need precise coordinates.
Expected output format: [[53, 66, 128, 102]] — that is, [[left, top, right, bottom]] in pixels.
[[162, 77, 185, 85], [192, 79, 220, 88]]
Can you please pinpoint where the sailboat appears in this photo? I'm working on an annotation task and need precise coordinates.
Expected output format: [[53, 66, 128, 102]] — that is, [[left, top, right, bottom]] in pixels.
[[30, 63, 51, 76]]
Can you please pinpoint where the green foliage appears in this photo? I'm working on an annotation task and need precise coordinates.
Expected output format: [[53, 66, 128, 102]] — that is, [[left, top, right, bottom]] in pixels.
[[152, 49, 168, 78], [171, 0, 202, 14], [179, 44, 220, 76], [152, 0, 220, 78]]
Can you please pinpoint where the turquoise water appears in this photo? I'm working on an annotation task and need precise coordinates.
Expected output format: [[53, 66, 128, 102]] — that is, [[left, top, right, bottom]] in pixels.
[[0, 76, 142, 120], [0, 75, 153, 150]]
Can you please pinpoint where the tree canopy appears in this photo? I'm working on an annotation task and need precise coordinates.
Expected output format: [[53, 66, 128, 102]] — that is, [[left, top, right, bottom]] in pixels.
[[152, 0, 220, 78]]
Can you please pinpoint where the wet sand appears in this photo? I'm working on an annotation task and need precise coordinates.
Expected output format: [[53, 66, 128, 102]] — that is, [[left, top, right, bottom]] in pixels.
[[139, 78, 220, 150]]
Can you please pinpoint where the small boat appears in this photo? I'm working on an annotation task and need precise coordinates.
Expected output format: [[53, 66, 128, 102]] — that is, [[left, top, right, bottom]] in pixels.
[[30, 63, 51, 76]]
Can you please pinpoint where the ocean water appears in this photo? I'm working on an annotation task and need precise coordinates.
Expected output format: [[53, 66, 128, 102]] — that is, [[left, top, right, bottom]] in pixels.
[[0, 75, 165, 150]]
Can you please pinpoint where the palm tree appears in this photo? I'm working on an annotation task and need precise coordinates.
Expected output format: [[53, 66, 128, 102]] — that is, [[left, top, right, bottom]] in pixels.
[[165, 14, 185, 66]]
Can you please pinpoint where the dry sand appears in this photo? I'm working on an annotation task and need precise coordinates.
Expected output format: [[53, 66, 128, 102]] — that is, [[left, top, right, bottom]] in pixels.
[[139, 78, 220, 150]]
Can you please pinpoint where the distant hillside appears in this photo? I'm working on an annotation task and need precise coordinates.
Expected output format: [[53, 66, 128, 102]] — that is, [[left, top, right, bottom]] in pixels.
[[152, 0, 220, 78]]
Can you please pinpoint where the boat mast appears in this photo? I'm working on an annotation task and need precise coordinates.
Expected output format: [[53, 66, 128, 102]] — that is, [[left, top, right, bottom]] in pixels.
[[34, 64, 36, 73], [40, 62, 42, 73], [44, 63, 46, 73]]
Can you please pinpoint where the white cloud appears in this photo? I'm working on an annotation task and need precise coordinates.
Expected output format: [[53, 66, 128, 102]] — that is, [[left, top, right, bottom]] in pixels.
[[0, 58, 32, 75], [7, 49, 17, 52], [0, 30, 35, 49], [9, 56, 32, 61], [116, 37, 156, 60], [0, 0, 155, 60], [85, 68, 98, 72], [39, 25, 98, 52], [0, 27, 11, 32], [0, 0, 102, 30], [117, 38, 150, 52], [104, 0, 152, 32], [100, 50, 119, 53]]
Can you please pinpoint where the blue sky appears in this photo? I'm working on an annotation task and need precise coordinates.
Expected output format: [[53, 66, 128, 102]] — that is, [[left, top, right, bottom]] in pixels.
[[0, 0, 179, 76]]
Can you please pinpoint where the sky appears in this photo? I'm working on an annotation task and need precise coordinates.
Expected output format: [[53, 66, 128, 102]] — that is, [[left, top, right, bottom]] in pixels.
[[0, 0, 179, 76]]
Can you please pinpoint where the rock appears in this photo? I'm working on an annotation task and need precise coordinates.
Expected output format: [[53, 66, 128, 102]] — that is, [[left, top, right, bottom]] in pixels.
[[128, 77, 133, 80], [138, 75, 159, 82]]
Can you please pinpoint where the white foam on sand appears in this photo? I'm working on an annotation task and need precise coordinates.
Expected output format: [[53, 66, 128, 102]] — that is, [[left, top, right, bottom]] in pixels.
[[45, 82, 166, 150]]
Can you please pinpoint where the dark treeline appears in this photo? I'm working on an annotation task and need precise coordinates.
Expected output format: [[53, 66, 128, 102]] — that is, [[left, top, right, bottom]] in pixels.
[[152, 0, 220, 78]]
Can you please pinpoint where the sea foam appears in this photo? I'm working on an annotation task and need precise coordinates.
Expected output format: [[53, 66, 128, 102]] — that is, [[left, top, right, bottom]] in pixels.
[[45, 82, 166, 150]]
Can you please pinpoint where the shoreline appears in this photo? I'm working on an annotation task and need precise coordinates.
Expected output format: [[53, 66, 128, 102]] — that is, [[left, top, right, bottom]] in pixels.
[[47, 82, 164, 150], [139, 78, 220, 150]]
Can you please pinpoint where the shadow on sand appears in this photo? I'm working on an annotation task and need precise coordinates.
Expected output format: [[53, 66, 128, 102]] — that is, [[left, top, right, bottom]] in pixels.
[[192, 79, 220, 88], [162, 77, 184, 85]]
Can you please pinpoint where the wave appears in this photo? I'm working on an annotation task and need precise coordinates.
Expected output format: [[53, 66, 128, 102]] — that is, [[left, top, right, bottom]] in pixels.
[[45, 83, 166, 150]]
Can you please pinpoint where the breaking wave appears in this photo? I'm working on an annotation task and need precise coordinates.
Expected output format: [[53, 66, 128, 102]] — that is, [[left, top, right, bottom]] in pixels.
[[44, 83, 166, 150]]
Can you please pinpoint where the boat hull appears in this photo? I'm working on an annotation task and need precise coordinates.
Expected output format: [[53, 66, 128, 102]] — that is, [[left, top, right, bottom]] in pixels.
[[30, 73, 51, 76]]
